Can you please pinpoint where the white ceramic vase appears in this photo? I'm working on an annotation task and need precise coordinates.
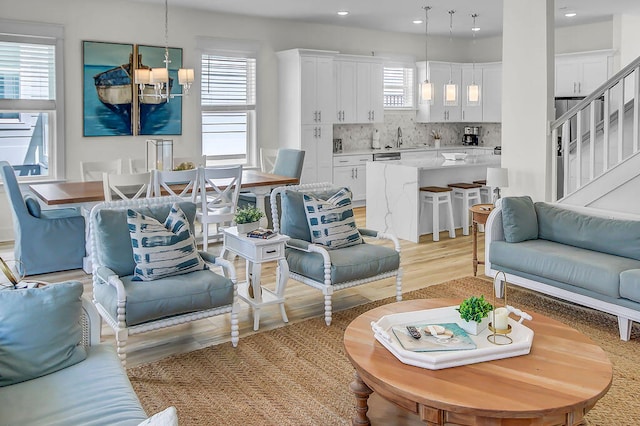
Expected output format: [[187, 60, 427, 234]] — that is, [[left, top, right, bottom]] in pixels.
[[458, 316, 490, 335], [237, 221, 260, 234]]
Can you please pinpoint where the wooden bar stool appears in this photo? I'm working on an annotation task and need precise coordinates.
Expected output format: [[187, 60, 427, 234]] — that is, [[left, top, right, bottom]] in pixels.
[[419, 186, 456, 242], [448, 183, 482, 236], [473, 179, 491, 204]]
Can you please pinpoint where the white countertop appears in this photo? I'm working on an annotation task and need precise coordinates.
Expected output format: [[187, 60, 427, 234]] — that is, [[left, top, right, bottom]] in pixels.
[[368, 154, 501, 171], [334, 145, 497, 156]]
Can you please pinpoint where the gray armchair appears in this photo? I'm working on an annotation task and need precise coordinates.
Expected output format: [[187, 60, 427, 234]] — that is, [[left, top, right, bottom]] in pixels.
[[89, 196, 239, 366], [271, 183, 402, 325], [0, 161, 85, 275]]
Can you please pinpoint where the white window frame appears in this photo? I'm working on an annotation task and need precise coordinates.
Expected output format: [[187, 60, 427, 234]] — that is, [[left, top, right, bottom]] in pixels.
[[197, 37, 259, 166], [383, 61, 416, 111], [0, 19, 65, 181]]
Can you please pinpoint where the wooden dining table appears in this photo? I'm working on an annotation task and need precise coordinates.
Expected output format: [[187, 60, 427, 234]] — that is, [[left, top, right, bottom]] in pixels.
[[29, 169, 299, 273]]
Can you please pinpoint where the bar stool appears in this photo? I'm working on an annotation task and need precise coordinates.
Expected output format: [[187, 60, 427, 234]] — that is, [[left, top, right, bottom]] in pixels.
[[419, 186, 456, 242], [448, 183, 482, 236], [473, 179, 491, 204]]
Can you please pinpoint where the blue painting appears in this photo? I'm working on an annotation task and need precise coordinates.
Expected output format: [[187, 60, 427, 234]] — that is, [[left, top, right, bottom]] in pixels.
[[83, 41, 134, 136], [82, 41, 183, 137], [136, 45, 183, 136]]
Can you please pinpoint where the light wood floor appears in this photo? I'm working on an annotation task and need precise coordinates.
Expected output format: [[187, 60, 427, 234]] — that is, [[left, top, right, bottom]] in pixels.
[[0, 207, 487, 368]]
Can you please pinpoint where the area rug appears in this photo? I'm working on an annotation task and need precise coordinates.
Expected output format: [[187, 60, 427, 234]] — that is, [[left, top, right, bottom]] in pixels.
[[128, 276, 640, 425]]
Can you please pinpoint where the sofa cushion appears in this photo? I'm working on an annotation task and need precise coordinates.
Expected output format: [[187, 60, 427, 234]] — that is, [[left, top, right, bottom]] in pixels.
[[0, 281, 87, 387], [0, 344, 147, 426], [620, 269, 640, 303], [94, 202, 197, 277], [285, 243, 399, 284], [281, 188, 341, 242], [93, 269, 234, 326], [303, 187, 362, 249], [490, 239, 640, 298], [501, 196, 538, 243], [535, 202, 640, 261], [128, 203, 206, 281]]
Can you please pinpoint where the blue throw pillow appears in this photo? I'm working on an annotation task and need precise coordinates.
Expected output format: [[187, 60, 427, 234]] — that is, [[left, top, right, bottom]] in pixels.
[[24, 195, 41, 218], [128, 203, 207, 281], [501, 196, 538, 243], [281, 189, 341, 242], [303, 187, 363, 249], [0, 281, 87, 387]]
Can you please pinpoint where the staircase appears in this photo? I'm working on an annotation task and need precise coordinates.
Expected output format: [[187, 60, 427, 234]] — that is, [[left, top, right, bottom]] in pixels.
[[551, 55, 640, 213]]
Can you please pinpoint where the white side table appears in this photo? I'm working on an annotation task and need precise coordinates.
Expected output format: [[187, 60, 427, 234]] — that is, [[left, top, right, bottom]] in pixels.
[[222, 227, 290, 331]]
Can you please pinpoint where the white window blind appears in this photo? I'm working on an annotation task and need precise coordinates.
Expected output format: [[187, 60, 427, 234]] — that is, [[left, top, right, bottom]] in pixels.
[[0, 41, 56, 101], [201, 54, 256, 162], [384, 66, 414, 109]]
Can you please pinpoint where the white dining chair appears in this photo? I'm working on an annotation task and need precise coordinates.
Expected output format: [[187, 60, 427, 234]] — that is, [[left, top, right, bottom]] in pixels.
[[259, 148, 278, 173], [102, 171, 153, 201], [127, 158, 147, 174], [196, 165, 243, 251], [153, 168, 199, 199], [80, 159, 124, 182]]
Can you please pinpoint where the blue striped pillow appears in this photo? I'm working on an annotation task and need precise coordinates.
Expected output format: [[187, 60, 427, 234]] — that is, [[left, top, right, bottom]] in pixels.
[[127, 203, 207, 281], [302, 187, 362, 249]]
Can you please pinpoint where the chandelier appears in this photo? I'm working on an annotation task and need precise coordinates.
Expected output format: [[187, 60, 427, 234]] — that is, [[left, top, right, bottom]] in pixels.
[[420, 5, 433, 103], [133, 0, 194, 101]]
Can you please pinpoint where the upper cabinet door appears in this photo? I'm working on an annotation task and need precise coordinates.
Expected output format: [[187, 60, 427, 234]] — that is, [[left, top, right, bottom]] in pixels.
[[335, 60, 357, 123], [315, 56, 335, 123], [555, 51, 611, 97], [369, 62, 384, 123], [301, 56, 318, 125], [482, 63, 502, 123], [461, 65, 483, 122]]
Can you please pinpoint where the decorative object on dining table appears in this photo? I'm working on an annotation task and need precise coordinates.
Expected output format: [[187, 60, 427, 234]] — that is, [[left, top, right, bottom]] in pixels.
[[487, 271, 533, 345], [234, 206, 264, 234], [456, 294, 493, 335], [173, 161, 195, 171], [146, 138, 174, 171]]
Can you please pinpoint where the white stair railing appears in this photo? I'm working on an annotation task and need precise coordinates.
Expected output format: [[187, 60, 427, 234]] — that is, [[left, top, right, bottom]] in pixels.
[[551, 56, 640, 201]]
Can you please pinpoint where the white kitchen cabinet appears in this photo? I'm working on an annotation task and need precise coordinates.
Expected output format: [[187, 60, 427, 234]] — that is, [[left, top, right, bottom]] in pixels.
[[555, 51, 612, 97], [277, 49, 337, 185], [356, 60, 384, 123], [332, 154, 371, 201], [482, 62, 502, 123], [302, 124, 333, 184], [334, 59, 357, 123]]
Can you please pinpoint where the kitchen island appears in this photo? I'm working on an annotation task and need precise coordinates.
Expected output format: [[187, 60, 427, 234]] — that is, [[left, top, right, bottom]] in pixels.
[[366, 154, 500, 243]]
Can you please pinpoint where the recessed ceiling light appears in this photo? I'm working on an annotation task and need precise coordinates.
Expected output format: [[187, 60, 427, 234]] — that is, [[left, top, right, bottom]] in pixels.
[[413, 19, 424, 24], [337, 11, 349, 16], [565, 12, 577, 17], [472, 27, 481, 32]]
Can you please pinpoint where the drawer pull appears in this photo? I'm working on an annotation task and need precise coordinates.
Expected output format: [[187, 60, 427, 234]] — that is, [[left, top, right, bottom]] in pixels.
[[266, 249, 277, 254]]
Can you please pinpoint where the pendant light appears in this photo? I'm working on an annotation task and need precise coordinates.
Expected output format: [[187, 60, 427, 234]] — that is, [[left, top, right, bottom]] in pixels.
[[420, 5, 433, 103], [444, 10, 458, 106], [467, 13, 481, 105]]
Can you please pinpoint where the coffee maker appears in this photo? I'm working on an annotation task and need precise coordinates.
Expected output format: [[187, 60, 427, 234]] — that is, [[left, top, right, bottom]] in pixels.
[[462, 126, 480, 145]]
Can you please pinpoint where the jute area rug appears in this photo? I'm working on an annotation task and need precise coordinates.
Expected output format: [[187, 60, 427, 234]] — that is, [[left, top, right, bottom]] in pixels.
[[128, 276, 640, 425]]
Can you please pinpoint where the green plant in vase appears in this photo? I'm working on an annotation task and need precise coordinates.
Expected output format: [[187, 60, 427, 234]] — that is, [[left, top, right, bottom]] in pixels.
[[456, 295, 494, 335], [234, 206, 264, 234]]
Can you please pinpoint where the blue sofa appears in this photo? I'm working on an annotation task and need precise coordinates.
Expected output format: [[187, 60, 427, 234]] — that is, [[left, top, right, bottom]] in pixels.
[[485, 196, 640, 341], [0, 282, 156, 425]]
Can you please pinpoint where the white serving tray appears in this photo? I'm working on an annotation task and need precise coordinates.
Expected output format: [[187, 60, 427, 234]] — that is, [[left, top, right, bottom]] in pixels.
[[371, 305, 534, 370]]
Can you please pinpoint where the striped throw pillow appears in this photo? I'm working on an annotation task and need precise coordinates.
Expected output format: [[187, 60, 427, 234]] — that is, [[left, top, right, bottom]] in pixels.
[[128, 203, 207, 281], [302, 187, 362, 249]]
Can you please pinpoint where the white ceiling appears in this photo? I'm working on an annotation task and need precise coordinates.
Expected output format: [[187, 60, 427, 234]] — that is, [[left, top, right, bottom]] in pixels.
[[134, 0, 640, 38]]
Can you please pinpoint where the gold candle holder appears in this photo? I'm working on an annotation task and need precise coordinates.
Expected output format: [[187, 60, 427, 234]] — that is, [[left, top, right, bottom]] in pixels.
[[487, 271, 513, 345]]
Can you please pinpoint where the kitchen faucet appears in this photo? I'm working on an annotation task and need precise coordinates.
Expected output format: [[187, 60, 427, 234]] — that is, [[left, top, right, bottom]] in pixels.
[[396, 127, 403, 147]]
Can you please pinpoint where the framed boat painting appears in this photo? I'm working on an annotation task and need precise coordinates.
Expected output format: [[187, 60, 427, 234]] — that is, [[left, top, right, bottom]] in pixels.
[[136, 45, 183, 136], [83, 41, 134, 137]]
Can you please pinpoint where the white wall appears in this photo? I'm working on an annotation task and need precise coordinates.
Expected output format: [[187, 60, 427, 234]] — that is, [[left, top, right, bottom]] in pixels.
[[613, 14, 640, 69], [555, 20, 613, 54]]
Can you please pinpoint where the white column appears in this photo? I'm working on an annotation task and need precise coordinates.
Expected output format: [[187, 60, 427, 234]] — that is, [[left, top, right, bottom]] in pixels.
[[501, 0, 555, 201]]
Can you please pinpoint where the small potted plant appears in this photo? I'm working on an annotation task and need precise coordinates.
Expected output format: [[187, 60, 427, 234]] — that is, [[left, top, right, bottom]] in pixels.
[[234, 206, 264, 234], [456, 295, 493, 335]]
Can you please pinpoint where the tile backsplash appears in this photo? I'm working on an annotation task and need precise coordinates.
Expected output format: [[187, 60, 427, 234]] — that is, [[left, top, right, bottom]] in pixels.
[[333, 111, 501, 152]]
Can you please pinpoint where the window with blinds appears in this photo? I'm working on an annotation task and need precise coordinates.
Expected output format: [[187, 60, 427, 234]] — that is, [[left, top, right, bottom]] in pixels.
[[383, 66, 415, 109], [201, 54, 256, 162], [0, 37, 59, 178]]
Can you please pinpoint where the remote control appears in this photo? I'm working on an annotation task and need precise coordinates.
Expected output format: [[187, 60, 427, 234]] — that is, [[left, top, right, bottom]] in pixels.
[[406, 325, 421, 339]]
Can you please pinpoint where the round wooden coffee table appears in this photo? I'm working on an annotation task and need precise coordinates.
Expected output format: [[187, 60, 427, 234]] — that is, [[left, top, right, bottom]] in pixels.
[[344, 299, 612, 426]]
